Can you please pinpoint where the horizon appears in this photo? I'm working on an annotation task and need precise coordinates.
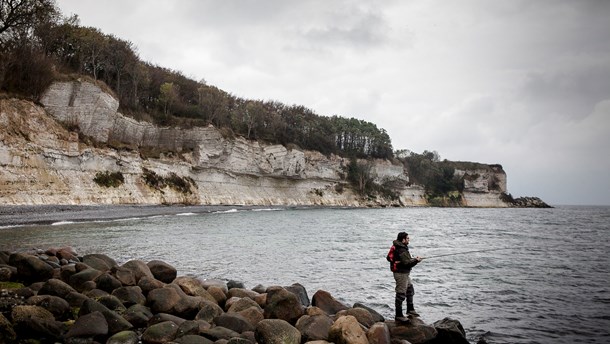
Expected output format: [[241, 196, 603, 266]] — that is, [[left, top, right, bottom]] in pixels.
[[55, 0, 610, 206]]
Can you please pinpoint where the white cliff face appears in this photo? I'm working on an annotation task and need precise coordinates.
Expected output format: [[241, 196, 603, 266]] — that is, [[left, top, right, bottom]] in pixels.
[[0, 80, 510, 207]]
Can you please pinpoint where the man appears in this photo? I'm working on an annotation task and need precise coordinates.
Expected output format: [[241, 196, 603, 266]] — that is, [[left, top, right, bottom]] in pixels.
[[388, 231, 422, 322]]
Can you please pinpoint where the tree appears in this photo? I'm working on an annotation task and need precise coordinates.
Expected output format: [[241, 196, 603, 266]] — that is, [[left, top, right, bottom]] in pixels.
[[159, 82, 179, 116], [0, 0, 58, 48]]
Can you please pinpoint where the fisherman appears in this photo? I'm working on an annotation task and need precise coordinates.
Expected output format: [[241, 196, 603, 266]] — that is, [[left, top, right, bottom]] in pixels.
[[388, 231, 422, 322]]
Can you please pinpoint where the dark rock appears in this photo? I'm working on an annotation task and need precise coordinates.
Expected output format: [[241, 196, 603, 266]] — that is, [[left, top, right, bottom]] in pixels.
[[0, 312, 17, 342], [147, 260, 177, 283], [83, 253, 117, 271], [228, 287, 259, 299], [98, 294, 127, 313], [112, 286, 146, 306], [295, 314, 333, 342], [354, 303, 385, 323], [148, 313, 187, 326], [64, 291, 90, 307], [432, 317, 469, 344], [311, 290, 349, 315], [56, 247, 79, 262], [201, 279, 228, 293], [13, 286, 35, 299], [227, 280, 245, 289], [176, 319, 212, 337], [387, 317, 438, 344], [195, 300, 225, 323], [69, 268, 103, 292], [174, 334, 215, 344], [113, 265, 137, 286], [60, 263, 77, 281], [107, 330, 139, 344], [79, 298, 133, 334], [366, 322, 391, 344], [11, 305, 55, 323], [142, 320, 179, 344], [121, 260, 154, 283], [95, 272, 123, 293], [201, 326, 241, 341], [173, 276, 217, 303], [226, 297, 262, 313], [38, 278, 77, 298], [0, 265, 16, 281], [207, 285, 227, 306], [26, 295, 71, 320], [9, 253, 55, 283], [285, 283, 310, 307], [264, 286, 305, 325], [65, 310, 108, 338], [13, 316, 65, 341], [252, 284, 267, 294], [227, 337, 254, 344], [138, 275, 165, 295], [214, 313, 254, 333], [29, 281, 45, 292], [147, 285, 181, 314], [123, 304, 154, 328], [0, 251, 10, 265], [235, 306, 264, 328], [255, 319, 301, 344], [84, 288, 109, 299]]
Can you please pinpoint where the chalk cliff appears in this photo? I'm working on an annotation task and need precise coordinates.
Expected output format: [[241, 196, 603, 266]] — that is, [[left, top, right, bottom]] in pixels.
[[0, 80, 512, 207]]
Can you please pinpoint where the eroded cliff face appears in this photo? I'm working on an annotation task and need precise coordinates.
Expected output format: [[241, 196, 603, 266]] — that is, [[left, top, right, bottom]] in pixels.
[[0, 80, 509, 207]]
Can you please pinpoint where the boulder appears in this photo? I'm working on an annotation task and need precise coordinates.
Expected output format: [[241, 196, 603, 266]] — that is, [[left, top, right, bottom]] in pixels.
[[95, 272, 123, 292], [195, 300, 225, 323], [236, 306, 265, 327], [121, 259, 154, 283], [174, 334, 215, 344], [167, 283, 205, 318], [112, 286, 147, 306], [228, 287, 259, 299], [311, 290, 349, 315], [147, 260, 177, 283], [202, 279, 229, 293], [123, 304, 154, 328], [176, 319, 212, 337], [113, 265, 137, 286], [56, 247, 79, 262], [142, 320, 179, 344], [264, 286, 305, 324], [65, 310, 108, 338], [147, 286, 181, 314], [64, 291, 89, 308], [26, 295, 71, 320], [337, 307, 375, 328], [328, 315, 368, 344], [227, 280, 245, 289], [0, 265, 14, 281], [366, 322, 391, 344], [11, 305, 55, 323], [207, 285, 228, 306], [98, 294, 127, 313], [255, 319, 301, 344], [38, 278, 77, 298], [285, 283, 310, 307], [227, 297, 263, 313], [354, 303, 385, 323], [0, 313, 17, 342], [9, 253, 55, 283], [173, 276, 218, 304], [83, 253, 117, 271], [148, 313, 188, 326], [107, 330, 139, 344], [201, 326, 242, 341], [12, 316, 65, 341], [432, 317, 469, 344], [69, 268, 103, 291], [387, 317, 438, 344], [214, 313, 254, 333], [138, 275, 165, 295], [79, 298, 133, 334], [295, 314, 333, 342]]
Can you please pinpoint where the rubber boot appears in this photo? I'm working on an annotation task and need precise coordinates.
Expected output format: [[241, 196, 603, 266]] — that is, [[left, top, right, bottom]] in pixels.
[[406, 285, 419, 317], [395, 294, 409, 322]]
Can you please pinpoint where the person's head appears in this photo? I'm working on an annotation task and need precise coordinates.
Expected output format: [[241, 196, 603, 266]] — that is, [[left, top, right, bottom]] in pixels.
[[397, 232, 409, 243]]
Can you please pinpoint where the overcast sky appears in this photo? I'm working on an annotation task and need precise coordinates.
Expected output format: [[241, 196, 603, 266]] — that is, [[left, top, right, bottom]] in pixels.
[[56, 0, 610, 206]]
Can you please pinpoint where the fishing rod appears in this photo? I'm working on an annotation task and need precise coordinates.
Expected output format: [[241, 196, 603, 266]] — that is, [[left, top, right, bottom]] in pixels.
[[421, 247, 510, 260]]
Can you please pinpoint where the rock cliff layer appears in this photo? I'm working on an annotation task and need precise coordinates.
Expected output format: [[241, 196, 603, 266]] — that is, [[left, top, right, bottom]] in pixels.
[[0, 80, 511, 207]]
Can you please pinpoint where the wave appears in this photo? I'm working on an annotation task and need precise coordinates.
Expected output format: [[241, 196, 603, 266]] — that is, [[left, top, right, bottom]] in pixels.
[[176, 212, 197, 216], [51, 220, 75, 226]]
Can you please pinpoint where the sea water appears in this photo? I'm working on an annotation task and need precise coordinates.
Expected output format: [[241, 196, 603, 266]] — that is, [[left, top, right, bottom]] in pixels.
[[1, 206, 609, 343]]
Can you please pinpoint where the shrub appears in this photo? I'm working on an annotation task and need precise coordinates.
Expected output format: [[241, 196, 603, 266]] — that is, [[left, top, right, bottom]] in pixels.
[[93, 171, 124, 188]]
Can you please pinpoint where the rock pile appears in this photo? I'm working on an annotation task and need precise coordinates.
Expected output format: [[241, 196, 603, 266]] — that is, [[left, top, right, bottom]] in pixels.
[[0, 247, 469, 344]]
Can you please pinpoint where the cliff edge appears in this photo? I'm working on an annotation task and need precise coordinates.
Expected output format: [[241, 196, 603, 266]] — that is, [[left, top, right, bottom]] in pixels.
[[0, 80, 538, 207]]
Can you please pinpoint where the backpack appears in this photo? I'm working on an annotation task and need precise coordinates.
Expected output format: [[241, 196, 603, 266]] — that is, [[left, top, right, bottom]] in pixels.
[[386, 245, 399, 272]]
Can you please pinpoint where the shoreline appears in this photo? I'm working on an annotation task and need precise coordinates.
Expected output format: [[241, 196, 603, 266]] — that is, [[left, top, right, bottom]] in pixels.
[[0, 204, 298, 228]]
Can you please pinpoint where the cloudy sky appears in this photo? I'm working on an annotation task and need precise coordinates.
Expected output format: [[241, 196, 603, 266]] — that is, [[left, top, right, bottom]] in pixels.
[[56, 0, 610, 206]]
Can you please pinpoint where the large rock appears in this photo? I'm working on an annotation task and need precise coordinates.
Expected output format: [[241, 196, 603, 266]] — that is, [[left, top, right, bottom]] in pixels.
[[354, 303, 385, 323], [83, 253, 117, 271], [285, 283, 310, 307], [147, 260, 177, 283], [113, 266, 137, 286], [264, 286, 305, 324], [311, 290, 349, 315], [214, 313, 254, 334], [388, 317, 438, 344], [433, 317, 469, 344], [123, 304, 154, 328], [65, 310, 108, 338], [227, 297, 263, 313], [96, 272, 123, 292], [26, 295, 71, 320], [173, 276, 217, 303], [201, 326, 241, 341], [112, 286, 147, 306], [337, 307, 375, 328], [174, 334, 215, 344], [0, 313, 17, 342], [69, 268, 103, 291], [11, 305, 55, 323], [142, 320, 179, 344], [366, 322, 391, 344], [195, 300, 225, 323], [79, 298, 133, 334], [8, 253, 55, 283], [122, 259, 154, 283], [295, 314, 333, 342], [147, 286, 181, 314], [107, 330, 140, 344], [38, 278, 77, 298], [255, 319, 301, 344], [328, 315, 368, 344]]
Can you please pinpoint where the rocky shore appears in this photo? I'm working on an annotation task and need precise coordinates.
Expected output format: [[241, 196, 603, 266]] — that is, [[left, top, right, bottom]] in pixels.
[[0, 247, 471, 344]]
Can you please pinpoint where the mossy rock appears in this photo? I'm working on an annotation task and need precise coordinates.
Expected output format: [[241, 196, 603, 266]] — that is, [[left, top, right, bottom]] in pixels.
[[0, 281, 25, 290]]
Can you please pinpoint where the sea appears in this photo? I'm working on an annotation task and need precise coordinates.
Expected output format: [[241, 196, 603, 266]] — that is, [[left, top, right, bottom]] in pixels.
[[1, 205, 609, 344]]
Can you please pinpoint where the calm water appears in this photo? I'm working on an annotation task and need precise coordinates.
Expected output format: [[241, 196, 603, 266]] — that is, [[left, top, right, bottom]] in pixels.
[[1, 206, 609, 344]]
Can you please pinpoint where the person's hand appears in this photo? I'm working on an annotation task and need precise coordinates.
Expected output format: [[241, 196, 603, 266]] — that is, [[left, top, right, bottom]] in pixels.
[[416, 256, 422, 262]]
